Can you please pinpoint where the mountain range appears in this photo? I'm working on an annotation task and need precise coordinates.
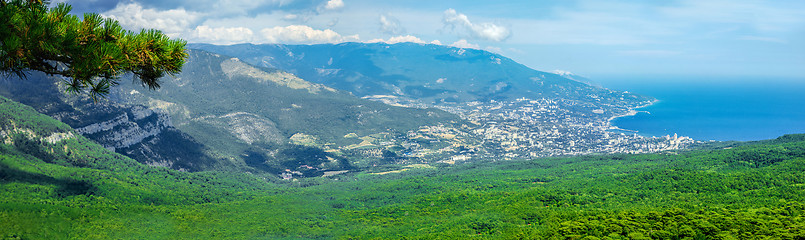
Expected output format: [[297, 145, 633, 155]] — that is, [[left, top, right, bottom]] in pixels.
[[1, 42, 653, 177], [110, 49, 464, 176], [191, 42, 652, 108]]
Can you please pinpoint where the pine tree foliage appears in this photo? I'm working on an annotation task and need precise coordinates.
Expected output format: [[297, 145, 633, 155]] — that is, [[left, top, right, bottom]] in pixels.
[[0, 0, 187, 101]]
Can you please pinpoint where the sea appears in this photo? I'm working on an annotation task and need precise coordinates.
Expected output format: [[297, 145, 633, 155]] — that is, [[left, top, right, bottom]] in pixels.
[[598, 76, 805, 141]]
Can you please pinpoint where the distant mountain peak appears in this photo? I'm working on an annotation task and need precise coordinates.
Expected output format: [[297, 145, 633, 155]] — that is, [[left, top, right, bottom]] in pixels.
[[190, 42, 638, 105], [551, 70, 602, 88], [551, 69, 575, 76], [220, 57, 336, 94]]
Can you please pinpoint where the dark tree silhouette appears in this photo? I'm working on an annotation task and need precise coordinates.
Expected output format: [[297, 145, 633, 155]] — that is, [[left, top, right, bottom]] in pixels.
[[0, 0, 187, 101]]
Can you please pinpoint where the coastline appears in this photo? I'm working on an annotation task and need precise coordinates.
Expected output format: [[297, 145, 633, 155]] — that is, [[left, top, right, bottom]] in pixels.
[[606, 99, 659, 133]]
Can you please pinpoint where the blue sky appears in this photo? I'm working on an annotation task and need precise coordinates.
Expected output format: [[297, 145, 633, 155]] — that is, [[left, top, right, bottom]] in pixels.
[[59, 0, 805, 79]]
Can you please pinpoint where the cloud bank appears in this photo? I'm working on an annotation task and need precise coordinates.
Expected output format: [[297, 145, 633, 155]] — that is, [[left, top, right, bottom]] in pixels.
[[449, 39, 480, 49], [102, 3, 200, 36], [367, 35, 428, 44], [189, 26, 255, 44], [261, 25, 359, 43], [318, 0, 344, 12], [442, 8, 511, 42]]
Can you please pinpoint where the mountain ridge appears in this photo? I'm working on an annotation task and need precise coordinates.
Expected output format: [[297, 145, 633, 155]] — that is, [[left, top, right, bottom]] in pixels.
[[187, 42, 688, 159], [1, 42, 669, 176], [1, 48, 474, 177], [190, 42, 653, 109], [110, 49, 471, 176]]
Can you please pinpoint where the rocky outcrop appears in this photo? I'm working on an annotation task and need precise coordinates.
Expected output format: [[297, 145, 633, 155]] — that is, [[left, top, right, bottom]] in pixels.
[[75, 107, 172, 151], [220, 57, 336, 94], [44, 132, 75, 144], [219, 112, 285, 144], [0, 128, 75, 145], [116, 128, 217, 172], [0, 71, 223, 172]]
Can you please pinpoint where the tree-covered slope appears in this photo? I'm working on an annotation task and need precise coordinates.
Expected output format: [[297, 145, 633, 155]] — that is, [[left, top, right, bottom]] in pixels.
[[191, 42, 653, 108], [2, 95, 804, 239], [0, 96, 278, 238]]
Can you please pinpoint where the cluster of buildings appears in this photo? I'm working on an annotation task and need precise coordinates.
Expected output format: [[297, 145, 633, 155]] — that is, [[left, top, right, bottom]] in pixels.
[[380, 97, 698, 162]]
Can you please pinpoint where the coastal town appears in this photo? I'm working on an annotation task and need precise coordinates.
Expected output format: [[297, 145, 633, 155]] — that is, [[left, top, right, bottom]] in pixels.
[[374, 97, 699, 163]]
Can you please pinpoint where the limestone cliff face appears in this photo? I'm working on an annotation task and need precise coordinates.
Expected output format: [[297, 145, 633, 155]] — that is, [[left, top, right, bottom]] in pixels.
[[0, 72, 222, 172], [75, 106, 172, 151], [0, 125, 75, 145]]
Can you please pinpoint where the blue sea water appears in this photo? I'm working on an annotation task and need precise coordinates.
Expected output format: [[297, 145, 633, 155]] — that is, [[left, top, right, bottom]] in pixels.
[[599, 76, 805, 141]]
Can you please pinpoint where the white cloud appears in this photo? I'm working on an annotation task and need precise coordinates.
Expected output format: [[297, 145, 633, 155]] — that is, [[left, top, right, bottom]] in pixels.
[[485, 46, 503, 54], [379, 14, 405, 35], [102, 3, 201, 36], [278, 12, 314, 23], [366, 35, 426, 44], [189, 26, 254, 44], [449, 39, 480, 49], [260, 25, 358, 43], [430, 40, 442, 45], [318, 0, 344, 12], [442, 8, 511, 42]]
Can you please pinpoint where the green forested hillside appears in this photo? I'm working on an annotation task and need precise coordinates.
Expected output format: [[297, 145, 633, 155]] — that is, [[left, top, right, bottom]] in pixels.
[[1, 96, 804, 239], [0, 96, 278, 238]]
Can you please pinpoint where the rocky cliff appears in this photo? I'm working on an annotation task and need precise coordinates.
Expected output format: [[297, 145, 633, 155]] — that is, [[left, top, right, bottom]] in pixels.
[[75, 105, 171, 151], [0, 72, 222, 171]]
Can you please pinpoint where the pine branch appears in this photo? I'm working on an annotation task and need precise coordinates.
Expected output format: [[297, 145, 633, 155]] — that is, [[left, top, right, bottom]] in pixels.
[[0, 0, 187, 101]]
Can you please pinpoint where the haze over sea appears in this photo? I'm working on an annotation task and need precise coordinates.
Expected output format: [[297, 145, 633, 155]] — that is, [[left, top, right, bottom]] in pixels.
[[599, 76, 805, 141]]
